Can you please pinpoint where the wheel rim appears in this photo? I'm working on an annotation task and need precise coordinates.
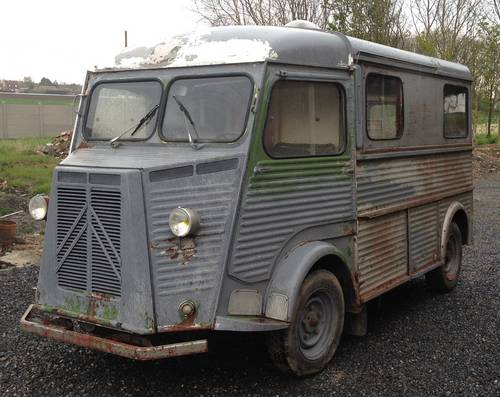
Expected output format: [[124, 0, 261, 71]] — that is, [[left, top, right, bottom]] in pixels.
[[444, 234, 459, 280], [298, 289, 335, 360]]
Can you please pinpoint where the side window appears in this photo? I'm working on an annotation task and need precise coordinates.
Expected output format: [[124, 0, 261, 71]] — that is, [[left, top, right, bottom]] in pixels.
[[444, 85, 468, 138], [264, 80, 345, 158], [366, 74, 403, 140]]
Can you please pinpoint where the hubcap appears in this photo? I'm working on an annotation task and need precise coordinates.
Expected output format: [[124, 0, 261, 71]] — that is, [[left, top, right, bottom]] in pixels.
[[298, 290, 335, 360], [444, 234, 459, 280]]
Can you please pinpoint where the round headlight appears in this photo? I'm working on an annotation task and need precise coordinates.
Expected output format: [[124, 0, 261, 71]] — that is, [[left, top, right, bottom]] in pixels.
[[168, 207, 200, 237], [29, 195, 48, 221]]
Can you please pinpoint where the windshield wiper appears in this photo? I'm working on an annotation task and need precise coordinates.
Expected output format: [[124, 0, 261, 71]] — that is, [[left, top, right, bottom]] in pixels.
[[172, 95, 203, 150], [109, 104, 160, 148]]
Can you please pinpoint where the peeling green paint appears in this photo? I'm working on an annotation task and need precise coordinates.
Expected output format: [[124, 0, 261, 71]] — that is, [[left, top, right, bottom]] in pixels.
[[63, 297, 82, 315], [102, 305, 118, 321]]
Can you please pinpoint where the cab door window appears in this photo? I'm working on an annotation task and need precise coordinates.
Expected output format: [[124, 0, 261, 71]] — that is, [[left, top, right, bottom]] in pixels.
[[264, 80, 345, 158]]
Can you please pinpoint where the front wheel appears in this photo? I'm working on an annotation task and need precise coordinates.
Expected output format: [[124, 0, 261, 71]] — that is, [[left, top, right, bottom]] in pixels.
[[426, 222, 463, 292], [266, 270, 344, 376]]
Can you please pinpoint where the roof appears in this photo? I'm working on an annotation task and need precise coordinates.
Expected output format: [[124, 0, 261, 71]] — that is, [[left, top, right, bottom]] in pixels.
[[110, 25, 472, 81]]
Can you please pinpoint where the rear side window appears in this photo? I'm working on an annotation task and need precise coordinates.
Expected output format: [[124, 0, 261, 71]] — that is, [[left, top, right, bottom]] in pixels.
[[264, 80, 345, 158], [444, 85, 468, 138], [366, 74, 403, 140]]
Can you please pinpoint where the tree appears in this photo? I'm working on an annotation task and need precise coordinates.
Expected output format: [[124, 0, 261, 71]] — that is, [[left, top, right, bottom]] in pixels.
[[39, 77, 53, 86], [22, 76, 34, 90], [329, 0, 409, 47], [476, 22, 499, 136], [193, 0, 409, 46], [193, 0, 331, 29]]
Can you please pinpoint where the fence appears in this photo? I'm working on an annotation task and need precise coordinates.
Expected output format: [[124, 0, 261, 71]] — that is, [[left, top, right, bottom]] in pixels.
[[0, 92, 77, 139]]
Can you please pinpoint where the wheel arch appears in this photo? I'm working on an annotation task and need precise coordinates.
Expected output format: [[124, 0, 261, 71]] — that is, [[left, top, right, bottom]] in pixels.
[[441, 201, 471, 259], [264, 241, 357, 322]]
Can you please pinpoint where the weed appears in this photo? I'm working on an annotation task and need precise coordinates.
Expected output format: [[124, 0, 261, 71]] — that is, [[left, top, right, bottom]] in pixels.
[[474, 133, 498, 145], [0, 138, 59, 195]]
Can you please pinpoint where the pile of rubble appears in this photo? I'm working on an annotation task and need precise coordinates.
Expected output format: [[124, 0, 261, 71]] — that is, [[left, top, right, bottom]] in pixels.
[[38, 130, 72, 159], [473, 144, 500, 179]]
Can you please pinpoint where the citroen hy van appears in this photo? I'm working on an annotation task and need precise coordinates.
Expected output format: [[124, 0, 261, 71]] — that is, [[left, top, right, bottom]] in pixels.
[[21, 22, 473, 376]]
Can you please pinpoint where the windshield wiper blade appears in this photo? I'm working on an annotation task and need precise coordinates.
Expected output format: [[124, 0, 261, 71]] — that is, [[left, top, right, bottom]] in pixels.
[[109, 104, 160, 147], [172, 95, 203, 150]]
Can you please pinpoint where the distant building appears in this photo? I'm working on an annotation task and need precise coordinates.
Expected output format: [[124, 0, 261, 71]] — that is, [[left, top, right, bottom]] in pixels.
[[0, 80, 21, 92], [0, 79, 81, 94]]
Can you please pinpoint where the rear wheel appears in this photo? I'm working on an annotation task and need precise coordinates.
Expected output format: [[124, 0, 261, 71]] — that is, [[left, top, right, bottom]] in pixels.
[[426, 222, 463, 292], [266, 270, 344, 376]]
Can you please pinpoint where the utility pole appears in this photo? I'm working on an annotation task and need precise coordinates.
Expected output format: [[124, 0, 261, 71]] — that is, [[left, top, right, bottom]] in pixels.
[[124, 30, 128, 48]]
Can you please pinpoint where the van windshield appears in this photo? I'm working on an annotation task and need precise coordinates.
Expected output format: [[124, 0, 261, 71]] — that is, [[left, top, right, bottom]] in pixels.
[[162, 76, 252, 143], [84, 81, 162, 140]]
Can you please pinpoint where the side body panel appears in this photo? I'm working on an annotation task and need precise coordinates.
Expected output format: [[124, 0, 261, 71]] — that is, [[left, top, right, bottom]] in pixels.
[[354, 63, 473, 302]]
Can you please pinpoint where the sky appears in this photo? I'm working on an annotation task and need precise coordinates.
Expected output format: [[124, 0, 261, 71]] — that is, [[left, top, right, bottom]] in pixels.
[[0, 0, 205, 84]]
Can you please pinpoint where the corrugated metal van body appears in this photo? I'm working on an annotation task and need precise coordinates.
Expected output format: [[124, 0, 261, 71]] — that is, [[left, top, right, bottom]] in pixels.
[[356, 150, 473, 300], [357, 151, 473, 215], [144, 157, 244, 330], [228, 157, 355, 284]]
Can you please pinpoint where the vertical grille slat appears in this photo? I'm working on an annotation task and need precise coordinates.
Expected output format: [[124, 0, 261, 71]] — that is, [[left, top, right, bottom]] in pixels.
[[56, 178, 122, 297]]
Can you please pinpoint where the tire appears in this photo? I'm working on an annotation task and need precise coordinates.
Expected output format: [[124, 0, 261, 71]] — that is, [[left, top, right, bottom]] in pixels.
[[426, 222, 463, 292], [266, 270, 344, 376]]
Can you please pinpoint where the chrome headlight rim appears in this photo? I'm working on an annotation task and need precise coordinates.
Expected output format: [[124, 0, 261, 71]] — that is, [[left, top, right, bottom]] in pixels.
[[28, 194, 49, 221], [168, 207, 200, 237]]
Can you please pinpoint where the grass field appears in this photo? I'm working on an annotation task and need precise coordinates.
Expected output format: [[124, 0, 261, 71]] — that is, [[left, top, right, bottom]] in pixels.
[[0, 97, 73, 106], [0, 138, 59, 196]]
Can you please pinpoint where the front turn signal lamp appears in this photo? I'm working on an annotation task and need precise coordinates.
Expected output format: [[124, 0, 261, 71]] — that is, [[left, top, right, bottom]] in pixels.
[[168, 207, 200, 237], [28, 195, 49, 221]]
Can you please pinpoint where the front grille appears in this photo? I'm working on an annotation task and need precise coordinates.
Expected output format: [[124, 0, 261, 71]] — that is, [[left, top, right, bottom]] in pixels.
[[56, 182, 122, 297]]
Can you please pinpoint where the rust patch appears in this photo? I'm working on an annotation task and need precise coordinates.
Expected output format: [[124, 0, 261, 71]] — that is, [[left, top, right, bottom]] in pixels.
[[165, 237, 197, 264]]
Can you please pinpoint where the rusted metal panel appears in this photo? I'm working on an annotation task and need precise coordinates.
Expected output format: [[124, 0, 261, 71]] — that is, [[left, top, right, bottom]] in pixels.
[[357, 211, 408, 298], [357, 151, 473, 215], [145, 158, 243, 330], [409, 203, 439, 272], [21, 305, 208, 360], [228, 156, 355, 283]]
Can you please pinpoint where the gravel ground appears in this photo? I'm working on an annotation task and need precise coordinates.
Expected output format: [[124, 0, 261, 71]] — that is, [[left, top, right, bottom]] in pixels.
[[1, 175, 499, 397]]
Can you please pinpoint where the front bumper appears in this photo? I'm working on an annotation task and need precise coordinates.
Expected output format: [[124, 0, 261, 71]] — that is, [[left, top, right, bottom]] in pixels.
[[20, 304, 208, 360]]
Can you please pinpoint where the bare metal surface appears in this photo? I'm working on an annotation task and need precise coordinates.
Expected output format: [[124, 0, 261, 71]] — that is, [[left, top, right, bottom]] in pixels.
[[357, 212, 408, 299], [357, 151, 473, 215], [408, 203, 439, 273]]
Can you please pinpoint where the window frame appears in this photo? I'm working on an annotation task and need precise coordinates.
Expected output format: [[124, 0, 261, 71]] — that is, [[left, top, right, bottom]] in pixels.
[[159, 73, 254, 144], [365, 73, 404, 141], [443, 83, 469, 139], [262, 78, 347, 159], [83, 78, 164, 142]]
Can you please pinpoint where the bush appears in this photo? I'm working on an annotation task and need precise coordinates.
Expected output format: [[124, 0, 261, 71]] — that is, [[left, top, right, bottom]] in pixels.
[[474, 133, 498, 145]]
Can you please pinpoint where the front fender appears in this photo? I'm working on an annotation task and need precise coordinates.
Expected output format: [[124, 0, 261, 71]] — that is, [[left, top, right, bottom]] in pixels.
[[264, 241, 346, 322]]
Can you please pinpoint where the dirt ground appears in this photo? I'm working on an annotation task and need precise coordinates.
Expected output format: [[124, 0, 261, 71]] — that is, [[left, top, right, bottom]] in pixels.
[[0, 143, 499, 268], [473, 144, 500, 178]]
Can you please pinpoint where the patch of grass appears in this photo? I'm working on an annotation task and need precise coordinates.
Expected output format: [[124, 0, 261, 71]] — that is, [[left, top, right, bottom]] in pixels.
[[0, 206, 16, 217], [474, 133, 498, 145], [0, 138, 59, 195], [0, 97, 73, 106]]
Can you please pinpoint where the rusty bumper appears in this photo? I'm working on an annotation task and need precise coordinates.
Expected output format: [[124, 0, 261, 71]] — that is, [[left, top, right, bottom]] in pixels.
[[20, 304, 208, 360]]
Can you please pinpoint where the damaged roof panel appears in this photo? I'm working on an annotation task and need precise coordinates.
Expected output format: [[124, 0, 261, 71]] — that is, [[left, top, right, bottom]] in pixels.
[[106, 25, 472, 81]]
